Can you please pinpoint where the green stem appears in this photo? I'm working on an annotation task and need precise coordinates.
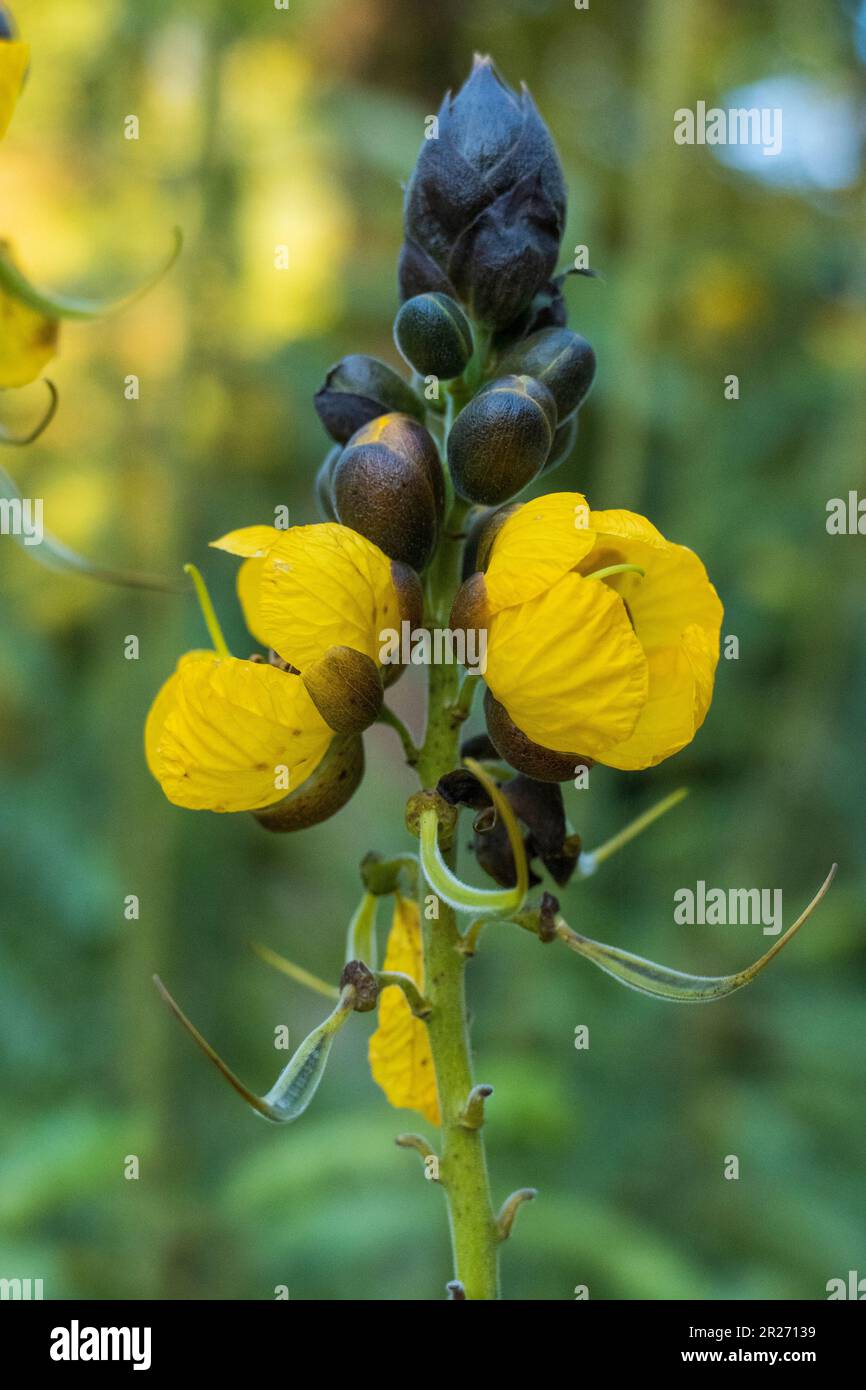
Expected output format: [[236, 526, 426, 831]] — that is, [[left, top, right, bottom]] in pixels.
[[415, 508, 500, 1301]]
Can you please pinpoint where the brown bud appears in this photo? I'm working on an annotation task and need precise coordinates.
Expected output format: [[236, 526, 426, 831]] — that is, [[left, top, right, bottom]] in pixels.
[[254, 734, 364, 832], [333, 413, 443, 572], [484, 688, 593, 784], [302, 645, 384, 735], [339, 960, 380, 1012], [473, 503, 522, 574], [449, 571, 489, 640], [383, 560, 425, 690]]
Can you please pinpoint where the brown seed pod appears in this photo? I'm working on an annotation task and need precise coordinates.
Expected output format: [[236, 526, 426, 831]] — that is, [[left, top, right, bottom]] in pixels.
[[484, 689, 592, 784], [254, 734, 364, 832], [333, 413, 443, 572], [302, 645, 384, 735]]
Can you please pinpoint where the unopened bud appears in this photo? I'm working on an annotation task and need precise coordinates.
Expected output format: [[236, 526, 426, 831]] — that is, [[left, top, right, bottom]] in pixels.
[[500, 327, 596, 421], [394, 292, 473, 381], [314, 354, 425, 444], [447, 375, 555, 506], [333, 413, 443, 571]]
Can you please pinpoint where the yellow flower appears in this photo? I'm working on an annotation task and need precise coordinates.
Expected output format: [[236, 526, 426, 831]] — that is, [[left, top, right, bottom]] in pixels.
[[145, 650, 333, 813], [368, 895, 440, 1127], [211, 520, 418, 672], [463, 493, 723, 773], [0, 245, 59, 389], [0, 37, 27, 141], [145, 524, 411, 819]]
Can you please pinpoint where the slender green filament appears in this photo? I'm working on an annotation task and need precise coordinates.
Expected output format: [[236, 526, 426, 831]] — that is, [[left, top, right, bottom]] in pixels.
[[184, 563, 230, 658], [584, 562, 646, 583]]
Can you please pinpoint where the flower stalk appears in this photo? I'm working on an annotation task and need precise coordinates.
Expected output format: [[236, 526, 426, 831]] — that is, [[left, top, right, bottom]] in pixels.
[[414, 505, 502, 1301]]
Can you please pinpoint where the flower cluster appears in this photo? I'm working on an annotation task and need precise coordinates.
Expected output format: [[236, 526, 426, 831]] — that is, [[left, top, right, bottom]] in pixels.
[[147, 55, 722, 833]]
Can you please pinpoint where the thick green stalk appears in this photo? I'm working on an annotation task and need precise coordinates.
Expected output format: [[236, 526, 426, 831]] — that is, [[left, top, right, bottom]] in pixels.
[[416, 510, 500, 1301]]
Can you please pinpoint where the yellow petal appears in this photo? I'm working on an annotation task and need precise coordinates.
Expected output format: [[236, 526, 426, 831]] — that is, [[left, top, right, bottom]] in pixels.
[[484, 491, 595, 614], [0, 250, 59, 387], [257, 523, 401, 671], [145, 651, 333, 812], [583, 510, 722, 649], [368, 895, 440, 1127], [210, 525, 281, 559], [485, 571, 648, 758], [0, 41, 28, 141], [579, 511, 723, 768], [236, 557, 270, 648]]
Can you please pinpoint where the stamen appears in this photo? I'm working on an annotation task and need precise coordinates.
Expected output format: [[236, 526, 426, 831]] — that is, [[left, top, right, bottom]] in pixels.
[[184, 563, 230, 658], [584, 563, 645, 583]]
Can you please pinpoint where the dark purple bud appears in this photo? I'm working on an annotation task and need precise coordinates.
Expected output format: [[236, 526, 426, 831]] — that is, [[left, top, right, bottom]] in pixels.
[[447, 374, 555, 506], [399, 55, 566, 330], [499, 327, 596, 421], [314, 355, 425, 444], [394, 293, 473, 381]]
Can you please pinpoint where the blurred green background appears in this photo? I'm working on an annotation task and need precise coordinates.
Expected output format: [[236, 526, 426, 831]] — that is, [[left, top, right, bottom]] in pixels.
[[1, 0, 864, 1301]]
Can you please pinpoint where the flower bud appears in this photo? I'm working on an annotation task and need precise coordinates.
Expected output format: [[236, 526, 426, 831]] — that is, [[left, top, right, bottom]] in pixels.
[[333, 413, 443, 572], [485, 688, 592, 784], [301, 644, 384, 735], [314, 354, 425, 444], [399, 55, 566, 330], [543, 414, 578, 474], [499, 327, 596, 421], [447, 375, 555, 506], [394, 292, 473, 381], [254, 733, 364, 832], [314, 444, 340, 520]]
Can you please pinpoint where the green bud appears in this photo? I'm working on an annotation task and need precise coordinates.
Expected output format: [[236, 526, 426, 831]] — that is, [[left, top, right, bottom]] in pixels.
[[499, 327, 596, 421], [543, 413, 578, 474], [394, 292, 474, 381], [314, 354, 425, 444], [333, 413, 443, 571], [447, 374, 555, 506], [302, 645, 384, 735]]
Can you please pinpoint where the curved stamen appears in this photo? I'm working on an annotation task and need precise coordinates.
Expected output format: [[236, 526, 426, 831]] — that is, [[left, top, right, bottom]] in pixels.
[[184, 563, 230, 658], [584, 562, 645, 583]]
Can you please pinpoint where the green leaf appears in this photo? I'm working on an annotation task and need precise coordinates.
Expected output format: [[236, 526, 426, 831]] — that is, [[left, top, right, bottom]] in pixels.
[[558, 865, 837, 1002]]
